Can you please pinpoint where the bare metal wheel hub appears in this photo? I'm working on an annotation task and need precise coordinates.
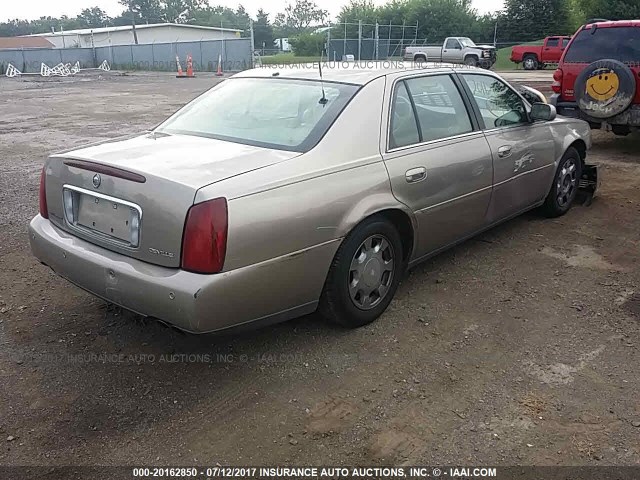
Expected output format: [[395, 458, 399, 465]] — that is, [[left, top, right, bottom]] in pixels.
[[557, 158, 578, 207], [524, 58, 536, 69], [348, 235, 394, 310]]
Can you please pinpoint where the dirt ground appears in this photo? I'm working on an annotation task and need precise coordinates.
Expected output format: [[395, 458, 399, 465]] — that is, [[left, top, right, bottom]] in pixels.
[[1, 71, 639, 470]]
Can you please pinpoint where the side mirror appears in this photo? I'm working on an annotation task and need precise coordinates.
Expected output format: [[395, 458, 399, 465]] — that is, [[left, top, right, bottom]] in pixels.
[[531, 103, 557, 122]]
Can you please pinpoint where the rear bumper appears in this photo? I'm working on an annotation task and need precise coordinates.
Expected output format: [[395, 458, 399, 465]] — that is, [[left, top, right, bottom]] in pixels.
[[550, 95, 640, 127], [29, 215, 338, 333]]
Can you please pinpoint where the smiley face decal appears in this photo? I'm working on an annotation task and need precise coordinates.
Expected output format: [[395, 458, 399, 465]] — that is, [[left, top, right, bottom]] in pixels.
[[585, 68, 620, 102]]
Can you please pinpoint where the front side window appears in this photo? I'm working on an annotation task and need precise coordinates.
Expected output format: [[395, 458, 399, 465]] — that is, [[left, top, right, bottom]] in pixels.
[[461, 74, 528, 129], [445, 38, 462, 49], [562, 37, 570, 48], [157, 78, 358, 152]]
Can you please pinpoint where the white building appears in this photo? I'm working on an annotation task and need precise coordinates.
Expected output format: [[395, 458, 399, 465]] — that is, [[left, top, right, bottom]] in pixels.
[[26, 23, 242, 48]]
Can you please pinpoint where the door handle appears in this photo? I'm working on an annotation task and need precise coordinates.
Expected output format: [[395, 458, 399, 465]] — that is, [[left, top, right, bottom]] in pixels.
[[405, 167, 427, 183], [497, 146, 512, 158]]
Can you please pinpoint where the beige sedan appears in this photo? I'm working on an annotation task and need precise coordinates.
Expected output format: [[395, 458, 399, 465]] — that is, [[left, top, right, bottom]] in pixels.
[[29, 64, 596, 333]]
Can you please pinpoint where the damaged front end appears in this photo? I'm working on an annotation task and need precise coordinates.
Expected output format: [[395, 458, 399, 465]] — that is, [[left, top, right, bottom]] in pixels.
[[578, 163, 600, 206]]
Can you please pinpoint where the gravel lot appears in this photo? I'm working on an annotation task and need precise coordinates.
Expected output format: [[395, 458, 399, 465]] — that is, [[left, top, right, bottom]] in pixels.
[[1, 71, 639, 470]]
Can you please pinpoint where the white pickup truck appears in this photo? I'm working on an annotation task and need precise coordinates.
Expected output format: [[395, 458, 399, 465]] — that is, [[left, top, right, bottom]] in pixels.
[[403, 37, 497, 68]]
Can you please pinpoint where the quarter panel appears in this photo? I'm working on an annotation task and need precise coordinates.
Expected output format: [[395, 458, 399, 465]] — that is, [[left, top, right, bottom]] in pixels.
[[224, 162, 403, 270]]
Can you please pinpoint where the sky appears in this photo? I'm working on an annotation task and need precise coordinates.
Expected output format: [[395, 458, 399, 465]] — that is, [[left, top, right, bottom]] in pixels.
[[2, 0, 505, 22]]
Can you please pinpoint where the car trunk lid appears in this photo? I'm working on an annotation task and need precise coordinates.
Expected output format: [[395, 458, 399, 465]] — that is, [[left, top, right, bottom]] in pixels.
[[44, 133, 300, 268]]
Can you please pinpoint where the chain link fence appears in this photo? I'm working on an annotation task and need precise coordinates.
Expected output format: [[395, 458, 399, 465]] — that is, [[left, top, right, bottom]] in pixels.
[[0, 37, 253, 74]]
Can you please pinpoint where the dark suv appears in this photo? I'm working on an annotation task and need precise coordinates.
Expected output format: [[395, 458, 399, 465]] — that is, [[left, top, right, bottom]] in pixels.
[[550, 20, 640, 136]]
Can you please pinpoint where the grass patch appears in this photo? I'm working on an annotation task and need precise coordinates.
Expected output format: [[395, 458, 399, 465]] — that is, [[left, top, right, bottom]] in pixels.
[[260, 43, 548, 71]]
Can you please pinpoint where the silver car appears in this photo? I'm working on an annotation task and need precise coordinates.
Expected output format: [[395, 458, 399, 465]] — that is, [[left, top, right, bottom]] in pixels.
[[29, 64, 595, 333]]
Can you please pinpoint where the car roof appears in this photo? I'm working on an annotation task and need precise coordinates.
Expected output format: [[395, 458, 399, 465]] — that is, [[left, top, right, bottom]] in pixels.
[[584, 19, 640, 29], [233, 62, 469, 86]]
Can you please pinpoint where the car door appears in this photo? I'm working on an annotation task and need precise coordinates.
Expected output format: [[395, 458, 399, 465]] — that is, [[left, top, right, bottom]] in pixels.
[[458, 72, 556, 223], [442, 38, 463, 63], [380, 73, 494, 260], [542, 37, 561, 63]]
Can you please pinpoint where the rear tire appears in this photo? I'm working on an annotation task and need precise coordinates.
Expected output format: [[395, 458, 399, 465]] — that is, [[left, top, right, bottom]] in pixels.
[[319, 216, 404, 328], [414, 55, 427, 64], [541, 147, 582, 218], [523, 55, 539, 70]]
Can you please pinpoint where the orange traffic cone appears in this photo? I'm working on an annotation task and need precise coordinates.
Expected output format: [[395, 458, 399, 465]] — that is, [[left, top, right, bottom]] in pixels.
[[215, 53, 223, 77], [176, 55, 184, 78], [186, 54, 195, 77]]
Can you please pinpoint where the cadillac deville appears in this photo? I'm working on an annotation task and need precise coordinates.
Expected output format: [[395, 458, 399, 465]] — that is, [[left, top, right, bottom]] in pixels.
[[29, 64, 596, 333]]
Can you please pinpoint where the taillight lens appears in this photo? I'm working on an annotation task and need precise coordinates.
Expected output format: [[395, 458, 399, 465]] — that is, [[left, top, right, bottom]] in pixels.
[[181, 198, 228, 274], [552, 68, 563, 94], [39, 166, 48, 219]]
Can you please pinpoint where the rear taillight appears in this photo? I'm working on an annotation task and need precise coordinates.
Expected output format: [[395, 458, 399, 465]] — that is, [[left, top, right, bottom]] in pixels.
[[552, 68, 563, 94], [181, 197, 228, 274], [39, 166, 48, 219]]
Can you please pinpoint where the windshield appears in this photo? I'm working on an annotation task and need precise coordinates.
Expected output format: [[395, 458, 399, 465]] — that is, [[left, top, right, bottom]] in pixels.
[[564, 26, 640, 63], [157, 78, 359, 152], [459, 38, 476, 47]]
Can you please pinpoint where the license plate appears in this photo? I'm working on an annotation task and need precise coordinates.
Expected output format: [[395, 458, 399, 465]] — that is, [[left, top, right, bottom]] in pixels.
[[63, 186, 141, 247]]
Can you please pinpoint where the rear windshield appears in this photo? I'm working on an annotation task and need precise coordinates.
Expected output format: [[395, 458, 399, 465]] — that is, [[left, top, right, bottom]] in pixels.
[[564, 26, 640, 63], [156, 77, 359, 152]]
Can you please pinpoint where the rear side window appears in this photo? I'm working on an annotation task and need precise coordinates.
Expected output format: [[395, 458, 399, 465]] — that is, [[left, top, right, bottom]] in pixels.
[[564, 27, 640, 63], [389, 75, 473, 149], [546, 38, 559, 48], [389, 82, 420, 149], [405, 76, 473, 142]]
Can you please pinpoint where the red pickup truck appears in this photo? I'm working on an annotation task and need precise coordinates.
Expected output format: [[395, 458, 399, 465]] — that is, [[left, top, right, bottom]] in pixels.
[[511, 36, 571, 70]]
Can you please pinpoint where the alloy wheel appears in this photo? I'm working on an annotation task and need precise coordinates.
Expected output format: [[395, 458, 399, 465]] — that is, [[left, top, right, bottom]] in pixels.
[[557, 158, 578, 208], [348, 235, 395, 310]]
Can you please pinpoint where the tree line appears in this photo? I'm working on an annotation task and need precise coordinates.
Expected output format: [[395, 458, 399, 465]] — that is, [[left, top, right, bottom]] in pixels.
[[336, 0, 640, 44], [0, 0, 638, 51]]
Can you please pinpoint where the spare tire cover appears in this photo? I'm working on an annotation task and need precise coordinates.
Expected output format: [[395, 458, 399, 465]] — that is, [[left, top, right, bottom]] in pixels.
[[575, 59, 636, 119]]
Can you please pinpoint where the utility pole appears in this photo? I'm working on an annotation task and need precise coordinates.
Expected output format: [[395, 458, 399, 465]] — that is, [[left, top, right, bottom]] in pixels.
[[249, 19, 255, 68], [130, 11, 139, 44], [90, 29, 96, 67], [343, 22, 347, 59], [493, 22, 498, 47], [358, 20, 362, 61], [374, 22, 379, 60]]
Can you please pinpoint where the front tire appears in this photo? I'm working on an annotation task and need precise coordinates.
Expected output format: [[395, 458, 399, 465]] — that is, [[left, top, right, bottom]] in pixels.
[[541, 147, 582, 218], [319, 216, 404, 328], [464, 56, 478, 67]]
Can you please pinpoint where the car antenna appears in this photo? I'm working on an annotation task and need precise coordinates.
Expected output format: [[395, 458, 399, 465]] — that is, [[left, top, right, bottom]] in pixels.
[[318, 47, 328, 106]]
